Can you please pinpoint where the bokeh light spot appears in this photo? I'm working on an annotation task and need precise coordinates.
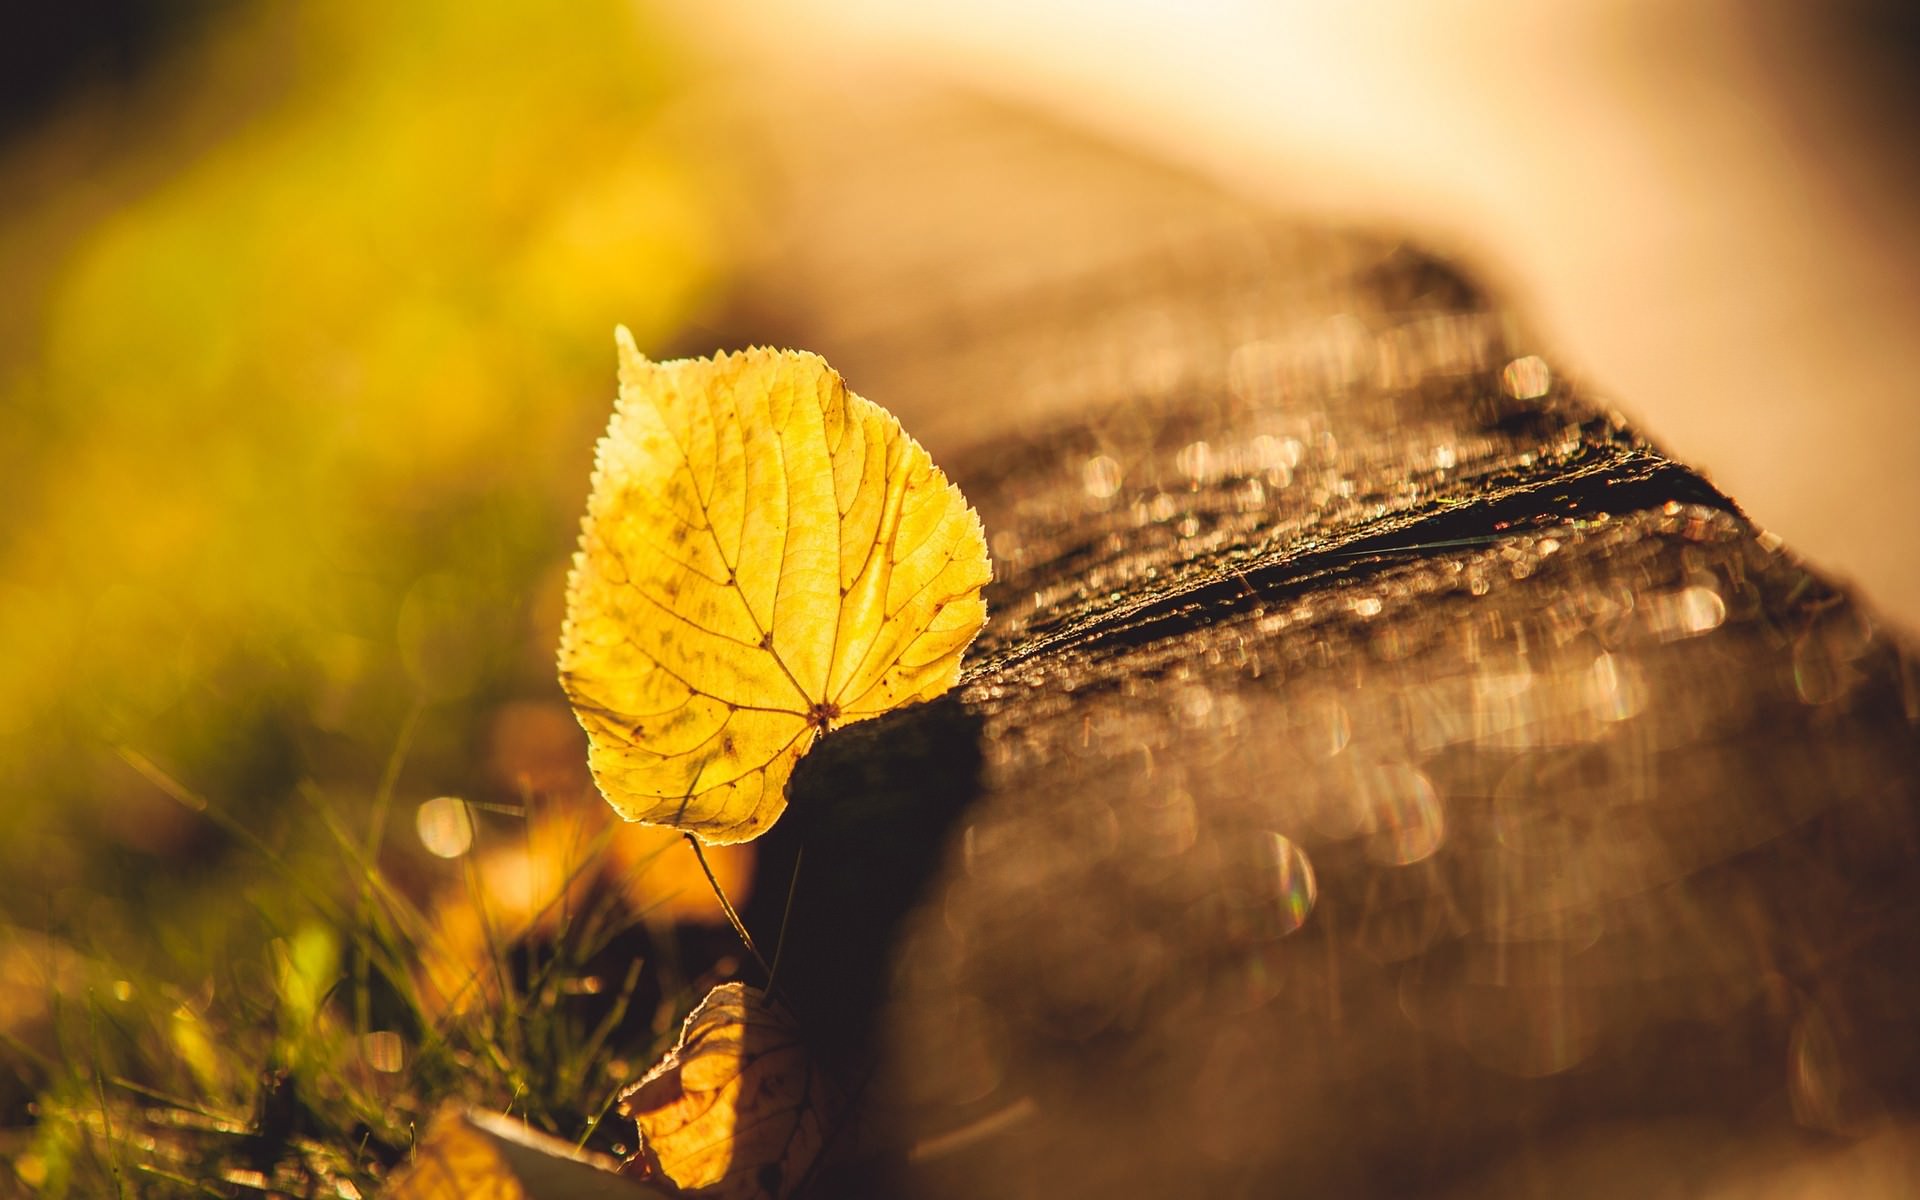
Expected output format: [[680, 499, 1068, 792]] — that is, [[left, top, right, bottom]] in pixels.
[[416, 795, 475, 859], [1081, 454, 1123, 499], [360, 1030, 405, 1073], [1501, 354, 1552, 400]]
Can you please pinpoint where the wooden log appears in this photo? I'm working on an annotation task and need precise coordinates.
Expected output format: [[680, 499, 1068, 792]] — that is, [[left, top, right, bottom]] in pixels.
[[707, 84, 1920, 1198]]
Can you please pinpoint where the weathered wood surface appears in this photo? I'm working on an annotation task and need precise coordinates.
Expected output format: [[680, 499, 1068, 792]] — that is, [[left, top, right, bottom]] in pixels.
[[718, 85, 1920, 1196]]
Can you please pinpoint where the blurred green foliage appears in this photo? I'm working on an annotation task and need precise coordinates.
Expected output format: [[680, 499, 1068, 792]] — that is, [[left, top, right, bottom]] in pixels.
[[0, 1, 738, 1185], [0, 0, 721, 929]]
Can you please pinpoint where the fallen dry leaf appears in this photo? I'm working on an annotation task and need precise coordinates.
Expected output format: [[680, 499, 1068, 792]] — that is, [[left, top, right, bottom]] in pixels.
[[387, 1105, 658, 1200], [621, 982, 837, 1198]]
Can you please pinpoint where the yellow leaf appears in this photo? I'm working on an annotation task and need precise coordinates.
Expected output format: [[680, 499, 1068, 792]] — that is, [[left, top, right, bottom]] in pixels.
[[559, 330, 991, 843], [620, 983, 835, 1199]]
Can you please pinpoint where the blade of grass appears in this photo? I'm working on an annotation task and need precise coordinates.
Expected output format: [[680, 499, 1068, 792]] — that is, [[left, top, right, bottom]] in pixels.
[[119, 748, 361, 937], [461, 847, 521, 1046], [87, 995, 127, 1199], [575, 1083, 629, 1155], [358, 696, 426, 1039], [1, 1025, 58, 1077], [365, 696, 426, 863], [106, 1075, 231, 1122], [559, 957, 645, 1102], [300, 784, 454, 992], [131, 1161, 227, 1196], [764, 844, 805, 999]]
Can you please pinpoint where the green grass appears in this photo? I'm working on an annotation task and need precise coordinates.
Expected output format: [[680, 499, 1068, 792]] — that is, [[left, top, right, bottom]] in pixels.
[[0, 6, 763, 1186], [4, 739, 736, 1197]]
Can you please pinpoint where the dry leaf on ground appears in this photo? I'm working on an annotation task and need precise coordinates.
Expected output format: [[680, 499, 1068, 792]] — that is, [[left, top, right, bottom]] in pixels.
[[386, 1105, 657, 1200], [620, 982, 837, 1198]]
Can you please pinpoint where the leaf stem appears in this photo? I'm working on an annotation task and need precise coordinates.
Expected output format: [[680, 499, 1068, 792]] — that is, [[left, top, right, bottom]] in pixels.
[[684, 834, 770, 979]]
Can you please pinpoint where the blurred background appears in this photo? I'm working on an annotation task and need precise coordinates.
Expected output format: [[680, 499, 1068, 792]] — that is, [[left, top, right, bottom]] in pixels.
[[1, 3, 755, 1187], [1, 0, 738, 935], [718, 0, 1920, 622], [2, 0, 1916, 1193]]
